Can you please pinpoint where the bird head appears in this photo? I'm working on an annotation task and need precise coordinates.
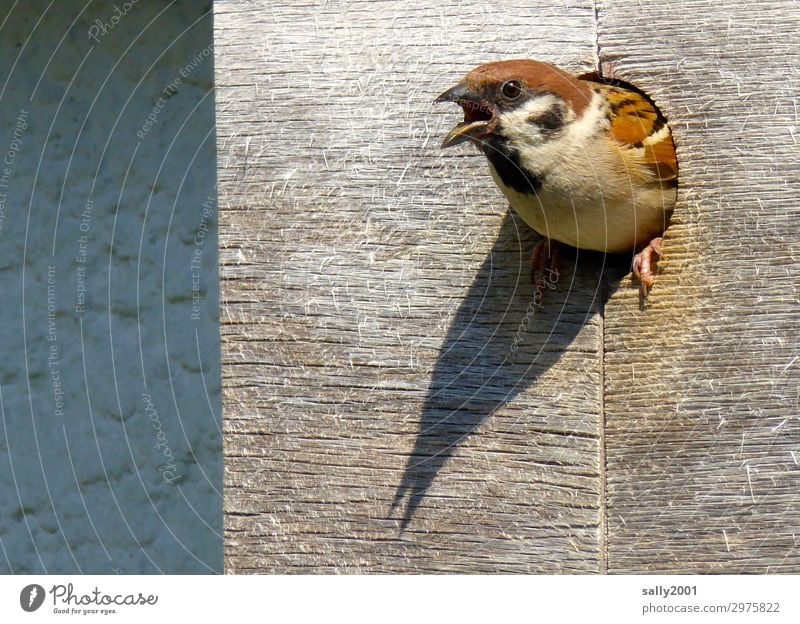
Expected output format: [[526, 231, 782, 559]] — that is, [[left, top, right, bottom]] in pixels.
[[435, 60, 593, 149]]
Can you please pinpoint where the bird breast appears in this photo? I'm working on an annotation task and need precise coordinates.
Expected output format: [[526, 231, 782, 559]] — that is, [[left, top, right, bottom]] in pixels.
[[485, 93, 675, 253]]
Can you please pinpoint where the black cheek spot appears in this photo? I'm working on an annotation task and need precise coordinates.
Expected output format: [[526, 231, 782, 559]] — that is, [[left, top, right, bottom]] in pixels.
[[481, 136, 542, 194], [528, 106, 566, 134]]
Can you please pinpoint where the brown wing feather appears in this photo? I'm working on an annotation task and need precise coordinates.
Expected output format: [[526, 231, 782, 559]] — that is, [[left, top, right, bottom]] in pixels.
[[599, 85, 678, 182]]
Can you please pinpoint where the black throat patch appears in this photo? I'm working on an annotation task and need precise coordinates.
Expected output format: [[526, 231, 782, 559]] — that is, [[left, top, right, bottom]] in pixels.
[[480, 136, 542, 194]]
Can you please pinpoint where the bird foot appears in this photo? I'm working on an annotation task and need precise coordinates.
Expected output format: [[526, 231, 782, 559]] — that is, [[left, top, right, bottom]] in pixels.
[[632, 237, 663, 298], [530, 238, 560, 295]]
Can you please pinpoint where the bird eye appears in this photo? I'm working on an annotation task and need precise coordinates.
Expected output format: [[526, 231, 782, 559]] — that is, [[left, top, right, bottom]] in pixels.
[[501, 80, 522, 100]]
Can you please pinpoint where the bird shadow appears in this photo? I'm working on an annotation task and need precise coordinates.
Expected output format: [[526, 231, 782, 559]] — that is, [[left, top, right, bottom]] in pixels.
[[390, 210, 630, 530]]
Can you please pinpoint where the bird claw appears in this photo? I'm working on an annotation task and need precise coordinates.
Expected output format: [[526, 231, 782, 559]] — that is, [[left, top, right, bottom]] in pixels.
[[632, 237, 663, 298], [530, 239, 560, 295]]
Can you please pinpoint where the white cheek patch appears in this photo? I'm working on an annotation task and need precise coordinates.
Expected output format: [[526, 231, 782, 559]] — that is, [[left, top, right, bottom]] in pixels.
[[499, 95, 561, 144], [497, 94, 582, 178], [563, 91, 606, 143]]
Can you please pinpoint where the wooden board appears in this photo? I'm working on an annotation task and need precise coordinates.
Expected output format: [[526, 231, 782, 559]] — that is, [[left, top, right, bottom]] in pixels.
[[599, 0, 800, 573], [216, 0, 606, 573], [217, 0, 800, 573]]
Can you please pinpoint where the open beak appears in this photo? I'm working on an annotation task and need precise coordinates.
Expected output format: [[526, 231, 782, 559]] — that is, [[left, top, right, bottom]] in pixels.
[[435, 82, 493, 148]]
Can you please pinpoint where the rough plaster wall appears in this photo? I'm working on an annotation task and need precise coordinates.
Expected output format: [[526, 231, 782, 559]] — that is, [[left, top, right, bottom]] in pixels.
[[0, 1, 221, 573]]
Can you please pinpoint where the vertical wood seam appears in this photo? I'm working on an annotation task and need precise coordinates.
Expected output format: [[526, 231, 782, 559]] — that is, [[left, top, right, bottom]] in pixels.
[[593, 0, 609, 576], [599, 276, 609, 574], [592, 0, 602, 75]]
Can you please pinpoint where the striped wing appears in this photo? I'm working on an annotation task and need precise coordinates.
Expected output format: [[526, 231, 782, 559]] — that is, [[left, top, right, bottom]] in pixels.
[[600, 85, 678, 183]]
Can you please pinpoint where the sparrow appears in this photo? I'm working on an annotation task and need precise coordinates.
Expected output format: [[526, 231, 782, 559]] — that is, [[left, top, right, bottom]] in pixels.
[[436, 60, 678, 296]]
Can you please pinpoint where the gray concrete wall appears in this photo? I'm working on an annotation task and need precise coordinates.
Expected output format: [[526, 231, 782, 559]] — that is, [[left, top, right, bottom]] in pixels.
[[0, 1, 221, 573]]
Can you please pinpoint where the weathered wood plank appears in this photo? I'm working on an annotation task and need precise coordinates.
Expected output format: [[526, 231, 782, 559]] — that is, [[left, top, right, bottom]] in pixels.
[[600, 0, 800, 572], [217, 0, 606, 572]]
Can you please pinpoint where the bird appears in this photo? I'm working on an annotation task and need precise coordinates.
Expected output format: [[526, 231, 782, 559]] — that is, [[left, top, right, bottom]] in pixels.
[[435, 59, 678, 296]]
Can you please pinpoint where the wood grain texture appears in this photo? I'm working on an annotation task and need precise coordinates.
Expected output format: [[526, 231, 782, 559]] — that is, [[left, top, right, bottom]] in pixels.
[[599, 0, 800, 572], [215, 0, 606, 572], [218, 0, 800, 574]]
